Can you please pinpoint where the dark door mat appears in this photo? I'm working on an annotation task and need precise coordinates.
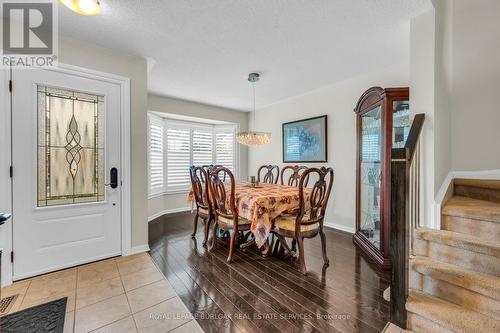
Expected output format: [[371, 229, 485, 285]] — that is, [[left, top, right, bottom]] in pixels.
[[0, 297, 67, 333]]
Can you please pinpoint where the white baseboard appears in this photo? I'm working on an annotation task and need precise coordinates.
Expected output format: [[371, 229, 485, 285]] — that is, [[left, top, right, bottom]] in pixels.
[[434, 169, 500, 230], [148, 206, 192, 222], [148, 208, 355, 234], [324, 221, 355, 234], [451, 169, 500, 180], [129, 244, 150, 255]]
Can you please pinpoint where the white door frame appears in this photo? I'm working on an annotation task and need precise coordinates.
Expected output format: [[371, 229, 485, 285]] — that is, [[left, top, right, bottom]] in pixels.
[[0, 68, 13, 286], [0, 63, 131, 286]]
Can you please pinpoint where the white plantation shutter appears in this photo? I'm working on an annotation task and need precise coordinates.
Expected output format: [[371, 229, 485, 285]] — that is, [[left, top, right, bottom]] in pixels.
[[148, 115, 164, 195], [148, 115, 238, 194], [193, 129, 213, 166], [166, 126, 191, 189], [215, 128, 235, 173]]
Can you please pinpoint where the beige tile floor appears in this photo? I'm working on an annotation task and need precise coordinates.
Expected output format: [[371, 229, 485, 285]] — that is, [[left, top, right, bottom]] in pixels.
[[1, 252, 203, 333]]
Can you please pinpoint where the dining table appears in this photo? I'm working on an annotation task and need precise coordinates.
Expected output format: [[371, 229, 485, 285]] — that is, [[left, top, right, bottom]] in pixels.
[[188, 181, 311, 249]]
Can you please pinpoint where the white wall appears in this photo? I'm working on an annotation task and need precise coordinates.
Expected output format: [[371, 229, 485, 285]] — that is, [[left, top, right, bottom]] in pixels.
[[410, 9, 436, 228], [430, 0, 500, 174], [410, 5, 454, 228], [248, 65, 409, 232], [147, 94, 249, 220], [58, 37, 149, 248], [432, 0, 453, 188], [449, 0, 500, 171], [411, 0, 499, 228]]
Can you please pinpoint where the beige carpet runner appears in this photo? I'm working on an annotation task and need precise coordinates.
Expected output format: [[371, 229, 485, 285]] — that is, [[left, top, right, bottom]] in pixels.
[[407, 179, 500, 332]]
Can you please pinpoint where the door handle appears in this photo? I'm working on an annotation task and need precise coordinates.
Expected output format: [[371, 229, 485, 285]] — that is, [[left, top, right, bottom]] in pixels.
[[105, 167, 118, 189]]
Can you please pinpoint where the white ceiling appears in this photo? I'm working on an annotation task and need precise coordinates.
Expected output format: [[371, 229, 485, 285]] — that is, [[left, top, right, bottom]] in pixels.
[[58, 0, 432, 111]]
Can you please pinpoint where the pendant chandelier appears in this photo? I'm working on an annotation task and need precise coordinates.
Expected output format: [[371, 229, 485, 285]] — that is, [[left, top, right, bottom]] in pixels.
[[60, 0, 101, 16], [236, 73, 272, 147]]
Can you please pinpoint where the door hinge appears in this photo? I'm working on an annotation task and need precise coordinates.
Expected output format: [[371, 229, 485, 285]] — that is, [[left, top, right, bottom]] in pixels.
[[9, 166, 13, 178], [10, 251, 14, 263], [9, 79, 12, 92]]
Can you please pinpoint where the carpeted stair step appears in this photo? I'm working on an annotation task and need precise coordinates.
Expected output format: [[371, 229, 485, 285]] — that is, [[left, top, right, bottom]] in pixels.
[[442, 196, 500, 241], [410, 256, 500, 319], [442, 215, 500, 242], [414, 228, 500, 276], [443, 196, 500, 223], [410, 256, 500, 300], [454, 178, 500, 203], [406, 289, 500, 333], [407, 312, 454, 333]]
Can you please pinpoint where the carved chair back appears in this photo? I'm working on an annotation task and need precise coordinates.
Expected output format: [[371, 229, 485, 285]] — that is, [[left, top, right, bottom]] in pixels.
[[296, 167, 334, 229], [257, 165, 280, 184], [281, 165, 309, 187], [189, 166, 210, 213], [208, 166, 238, 223], [202, 164, 226, 181]]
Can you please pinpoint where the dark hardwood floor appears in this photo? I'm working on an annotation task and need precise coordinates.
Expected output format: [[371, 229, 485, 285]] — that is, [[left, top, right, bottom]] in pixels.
[[149, 212, 390, 333]]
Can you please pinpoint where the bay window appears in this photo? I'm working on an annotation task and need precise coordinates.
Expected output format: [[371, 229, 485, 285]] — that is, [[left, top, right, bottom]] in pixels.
[[148, 114, 237, 195]]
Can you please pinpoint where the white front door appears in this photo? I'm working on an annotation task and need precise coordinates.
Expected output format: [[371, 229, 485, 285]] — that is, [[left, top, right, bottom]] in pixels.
[[11, 67, 122, 280]]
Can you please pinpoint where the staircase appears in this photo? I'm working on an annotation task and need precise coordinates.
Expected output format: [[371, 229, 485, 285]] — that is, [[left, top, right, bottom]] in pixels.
[[406, 178, 500, 332]]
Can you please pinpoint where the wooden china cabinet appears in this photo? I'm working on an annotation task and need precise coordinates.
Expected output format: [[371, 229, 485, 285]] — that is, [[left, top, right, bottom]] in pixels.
[[353, 87, 410, 270]]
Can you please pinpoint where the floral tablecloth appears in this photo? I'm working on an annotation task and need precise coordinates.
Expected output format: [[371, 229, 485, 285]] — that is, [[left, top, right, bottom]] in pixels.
[[188, 182, 310, 248]]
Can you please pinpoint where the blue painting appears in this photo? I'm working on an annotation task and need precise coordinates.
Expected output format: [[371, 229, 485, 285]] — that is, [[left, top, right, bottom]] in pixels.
[[283, 115, 327, 163]]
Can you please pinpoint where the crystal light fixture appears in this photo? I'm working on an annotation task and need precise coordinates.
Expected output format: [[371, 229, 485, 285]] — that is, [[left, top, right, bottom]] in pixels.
[[236, 73, 272, 147], [60, 0, 101, 16]]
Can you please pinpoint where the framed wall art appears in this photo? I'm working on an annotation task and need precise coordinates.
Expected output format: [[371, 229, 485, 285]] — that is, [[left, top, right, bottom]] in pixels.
[[282, 115, 327, 163]]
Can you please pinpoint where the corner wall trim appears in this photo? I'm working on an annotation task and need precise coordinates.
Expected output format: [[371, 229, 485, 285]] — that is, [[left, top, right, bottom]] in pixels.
[[129, 244, 150, 255], [324, 221, 355, 234], [148, 206, 192, 222]]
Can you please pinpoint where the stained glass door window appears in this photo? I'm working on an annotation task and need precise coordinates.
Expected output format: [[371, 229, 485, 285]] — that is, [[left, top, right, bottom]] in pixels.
[[37, 85, 105, 207]]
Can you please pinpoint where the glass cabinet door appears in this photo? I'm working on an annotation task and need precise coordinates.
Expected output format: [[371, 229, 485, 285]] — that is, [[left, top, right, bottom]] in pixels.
[[359, 105, 382, 249], [392, 100, 410, 148]]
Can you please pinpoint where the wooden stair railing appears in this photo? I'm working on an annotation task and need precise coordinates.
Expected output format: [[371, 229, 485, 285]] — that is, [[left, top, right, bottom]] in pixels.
[[390, 113, 425, 328]]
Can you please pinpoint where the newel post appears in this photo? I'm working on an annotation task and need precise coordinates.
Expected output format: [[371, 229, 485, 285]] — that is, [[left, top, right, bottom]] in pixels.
[[390, 148, 409, 328]]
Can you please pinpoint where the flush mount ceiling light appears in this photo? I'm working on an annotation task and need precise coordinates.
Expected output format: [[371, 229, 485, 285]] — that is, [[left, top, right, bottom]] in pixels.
[[236, 73, 272, 147], [60, 0, 101, 16]]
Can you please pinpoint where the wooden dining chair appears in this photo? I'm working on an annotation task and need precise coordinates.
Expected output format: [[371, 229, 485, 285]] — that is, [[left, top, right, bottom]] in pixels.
[[272, 167, 334, 275], [280, 165, 309, 252], [189, 166, 213, 246], [280, 165, 309, 187], [257, 165, 280, 184], [202, 164, 226, 181], [208, 166, 251, 263]]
